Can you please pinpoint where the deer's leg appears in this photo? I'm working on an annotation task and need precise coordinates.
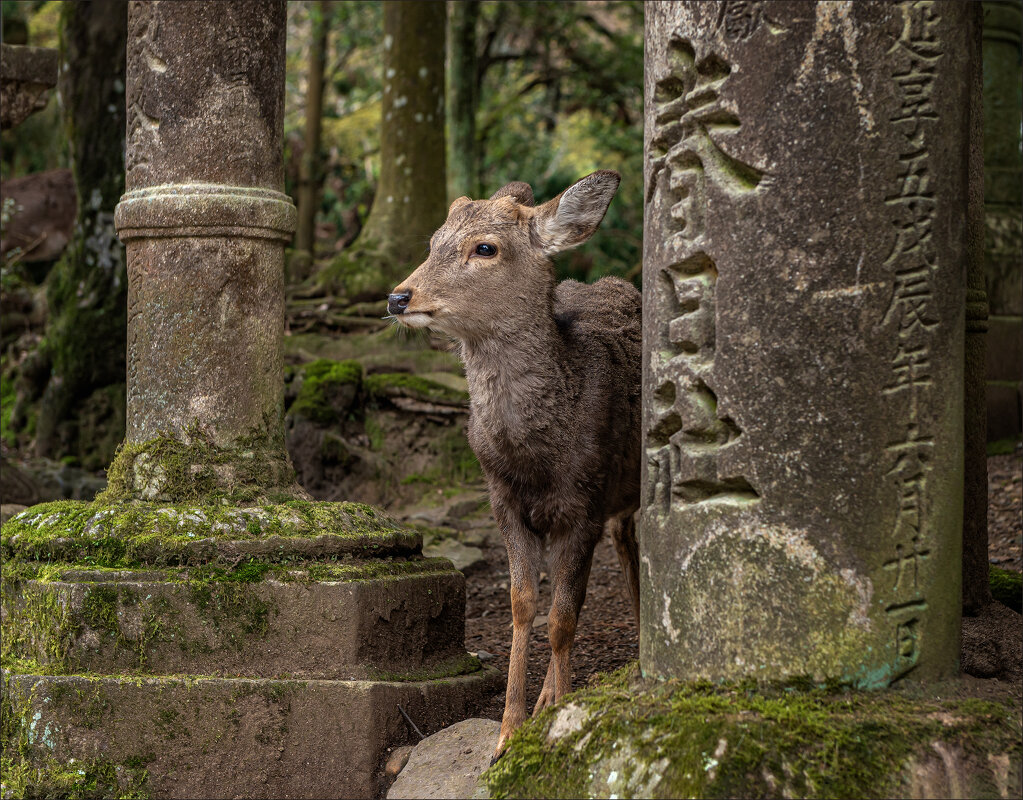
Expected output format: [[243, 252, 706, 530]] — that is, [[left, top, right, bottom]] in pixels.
[[608, 513, 640, 625], [494, 517, 543, 761], [534, 528, 597, 713]]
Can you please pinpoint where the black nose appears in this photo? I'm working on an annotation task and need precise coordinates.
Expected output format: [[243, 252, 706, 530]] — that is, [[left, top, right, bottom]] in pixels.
[[387, 290, 412, 316]]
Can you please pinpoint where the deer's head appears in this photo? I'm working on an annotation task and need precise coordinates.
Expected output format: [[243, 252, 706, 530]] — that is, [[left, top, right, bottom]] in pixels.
[[388, 170, 620, 341]]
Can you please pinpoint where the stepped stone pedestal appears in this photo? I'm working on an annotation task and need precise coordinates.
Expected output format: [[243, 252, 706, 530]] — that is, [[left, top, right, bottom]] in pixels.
[[0, 3, 499, 798]]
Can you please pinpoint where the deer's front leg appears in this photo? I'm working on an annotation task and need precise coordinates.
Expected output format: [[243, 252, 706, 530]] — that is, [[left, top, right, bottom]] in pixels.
[[538, 527, 597, 711], [493, 513, 543, 762]]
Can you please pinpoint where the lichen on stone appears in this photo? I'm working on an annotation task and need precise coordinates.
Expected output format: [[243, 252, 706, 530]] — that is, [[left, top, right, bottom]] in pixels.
[[484, 663, 1023, 799]]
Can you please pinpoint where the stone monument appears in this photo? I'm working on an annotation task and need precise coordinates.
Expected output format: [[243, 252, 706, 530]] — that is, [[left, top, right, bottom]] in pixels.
[[641, 1, 976, 686], [1, 3, 498, 798]]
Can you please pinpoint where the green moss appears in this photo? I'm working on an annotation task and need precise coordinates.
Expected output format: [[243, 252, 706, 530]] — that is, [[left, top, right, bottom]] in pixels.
[[1, 373, 16, 449], [986, 437, 1021, 456], [288, 359, 363, 424], [97, 421, 301, 505], [990, 566, 1022, 613], [0, 755, 149, 799], [485, 664, 1023, 799], [1, 499, 417, 567], [367, 651, 483, 682], [364, 372, 469, 406]]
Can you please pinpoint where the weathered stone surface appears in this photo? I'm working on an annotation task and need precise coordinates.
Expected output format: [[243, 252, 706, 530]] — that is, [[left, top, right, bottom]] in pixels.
[[112, 0, 300, 500], [0, 44, 57, 129], [423, 538, 486, 574], [484, 666, 1023, 800], [2, 563, 470, 680], [2, 669, 503, 800], [641, 2, 974, 685], [387, 718, 500, 800]]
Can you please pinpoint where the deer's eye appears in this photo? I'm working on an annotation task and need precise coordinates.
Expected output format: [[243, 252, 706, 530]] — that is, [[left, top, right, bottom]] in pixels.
[[474, 243, 497, 257]]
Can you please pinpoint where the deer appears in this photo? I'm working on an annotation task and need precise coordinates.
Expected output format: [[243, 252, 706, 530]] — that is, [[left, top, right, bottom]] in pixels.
[[387, 170, 641, 760]]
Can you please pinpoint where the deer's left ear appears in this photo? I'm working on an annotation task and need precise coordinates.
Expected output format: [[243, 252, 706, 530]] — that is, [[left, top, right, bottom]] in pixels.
[[530, 170, 620, 256]]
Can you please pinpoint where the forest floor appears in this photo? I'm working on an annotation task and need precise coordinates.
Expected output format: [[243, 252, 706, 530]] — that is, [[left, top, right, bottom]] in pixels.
[[461, 449, 1022, 723]]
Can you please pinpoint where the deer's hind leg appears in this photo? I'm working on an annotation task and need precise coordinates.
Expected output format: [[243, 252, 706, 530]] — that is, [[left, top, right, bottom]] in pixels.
[[608, 513, 640, 625], [533, 524, 600, 714]]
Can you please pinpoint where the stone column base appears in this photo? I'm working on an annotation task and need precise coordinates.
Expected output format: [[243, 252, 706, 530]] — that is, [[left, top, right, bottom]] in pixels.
[[1, 500, 502, 798]]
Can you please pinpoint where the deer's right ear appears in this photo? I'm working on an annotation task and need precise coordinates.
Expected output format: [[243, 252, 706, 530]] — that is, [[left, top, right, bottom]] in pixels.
[[531, 170, 620, 256], [489, 181, 534, 207]]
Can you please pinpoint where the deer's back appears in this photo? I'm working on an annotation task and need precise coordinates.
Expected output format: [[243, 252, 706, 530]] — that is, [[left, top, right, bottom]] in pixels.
[[472, 276, 642, 533]]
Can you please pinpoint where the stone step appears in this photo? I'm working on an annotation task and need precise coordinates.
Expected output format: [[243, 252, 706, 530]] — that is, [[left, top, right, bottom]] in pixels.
[[2, 667, 504, 799], [2, 559, 472, 679]]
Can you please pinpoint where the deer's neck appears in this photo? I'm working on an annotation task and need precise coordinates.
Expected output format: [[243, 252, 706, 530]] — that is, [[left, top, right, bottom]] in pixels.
[[459, 311, 570, 444]]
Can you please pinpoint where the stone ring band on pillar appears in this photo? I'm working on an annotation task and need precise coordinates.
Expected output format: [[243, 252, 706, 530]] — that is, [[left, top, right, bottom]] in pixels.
[[115, 183, 297, 242]]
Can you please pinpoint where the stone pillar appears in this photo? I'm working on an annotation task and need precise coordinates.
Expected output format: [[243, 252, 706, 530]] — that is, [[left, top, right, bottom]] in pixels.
[[110, 0, 302, 502], [982, 0, 1023, 443], [641, 1, 975, 686]]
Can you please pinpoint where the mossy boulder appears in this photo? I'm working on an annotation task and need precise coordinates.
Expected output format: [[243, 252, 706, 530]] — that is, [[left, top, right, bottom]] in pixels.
[[288, 358, 363, 425], [484, 664, 1022, 799]]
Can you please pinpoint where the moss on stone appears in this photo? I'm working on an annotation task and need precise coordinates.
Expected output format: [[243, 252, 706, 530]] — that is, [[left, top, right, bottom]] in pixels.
[[364, 372, 469, 406], [990, 566, 1022, 613], [288, 359, 363, 424], [1, 499, 418, 567], [366, 652, 483, 683], [97, 421, 303, 505], [484, 663, 1023, 799], [1, 677, 148, 799]]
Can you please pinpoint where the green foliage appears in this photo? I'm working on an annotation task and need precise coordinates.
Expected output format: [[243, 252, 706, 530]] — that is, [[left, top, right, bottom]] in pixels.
[[475, 1, 644, 284], [990, 566, 1022, 613]]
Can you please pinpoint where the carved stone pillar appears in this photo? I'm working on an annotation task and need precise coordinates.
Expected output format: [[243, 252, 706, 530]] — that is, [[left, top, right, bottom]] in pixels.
[[109, 0, 302, 502], [641, 1, 976, 686]]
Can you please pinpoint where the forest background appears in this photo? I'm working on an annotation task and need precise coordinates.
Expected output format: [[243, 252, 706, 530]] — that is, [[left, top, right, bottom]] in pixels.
[[0, 0, 643, 484]]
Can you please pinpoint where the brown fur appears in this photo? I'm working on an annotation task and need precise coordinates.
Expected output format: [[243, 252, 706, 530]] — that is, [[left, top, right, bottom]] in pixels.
[[388, 170, 640, 758]]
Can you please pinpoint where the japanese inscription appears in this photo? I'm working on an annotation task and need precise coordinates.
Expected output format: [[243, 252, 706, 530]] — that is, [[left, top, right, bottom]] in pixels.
[[880, 1, 942, 682], [645, 35, 764, 515]]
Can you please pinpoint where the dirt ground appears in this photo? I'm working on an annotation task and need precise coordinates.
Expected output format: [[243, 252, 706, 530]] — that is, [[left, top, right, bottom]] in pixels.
[[464, 451, 1023, 722]]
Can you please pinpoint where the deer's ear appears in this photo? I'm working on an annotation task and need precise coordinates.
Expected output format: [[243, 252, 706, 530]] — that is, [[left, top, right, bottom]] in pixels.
[[530, 170, 620, 256], [448, 196, 472, 214], [489, 181, 534, 207]]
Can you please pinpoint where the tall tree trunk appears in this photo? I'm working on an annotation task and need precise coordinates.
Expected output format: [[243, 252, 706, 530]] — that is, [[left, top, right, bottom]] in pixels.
[[340, 0, 446, 298], [293, 0, 329, 264], [447, 0, 479, 200], [35, 0, 127, 470]]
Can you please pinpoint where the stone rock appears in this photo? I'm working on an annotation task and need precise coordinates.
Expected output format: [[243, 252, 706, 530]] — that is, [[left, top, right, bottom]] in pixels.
[[387, 718, 500, 800], [385, 745, 414, 779], [424, 538, 487, 574], [0, 169, 75, 264], [0, 44, 58, 128], [641, 0, 976, 686]]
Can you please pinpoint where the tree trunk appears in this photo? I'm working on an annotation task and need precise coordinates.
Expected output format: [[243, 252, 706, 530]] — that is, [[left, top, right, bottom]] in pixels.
[[35, 0, 127, 471], [293, 0, 329, 264], [447, 0, 479, 200], [339, 0, 446, 298]]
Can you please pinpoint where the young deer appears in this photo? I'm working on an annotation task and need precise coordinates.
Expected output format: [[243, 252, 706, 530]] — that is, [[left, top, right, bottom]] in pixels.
[[387, 171, 640, 759]]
